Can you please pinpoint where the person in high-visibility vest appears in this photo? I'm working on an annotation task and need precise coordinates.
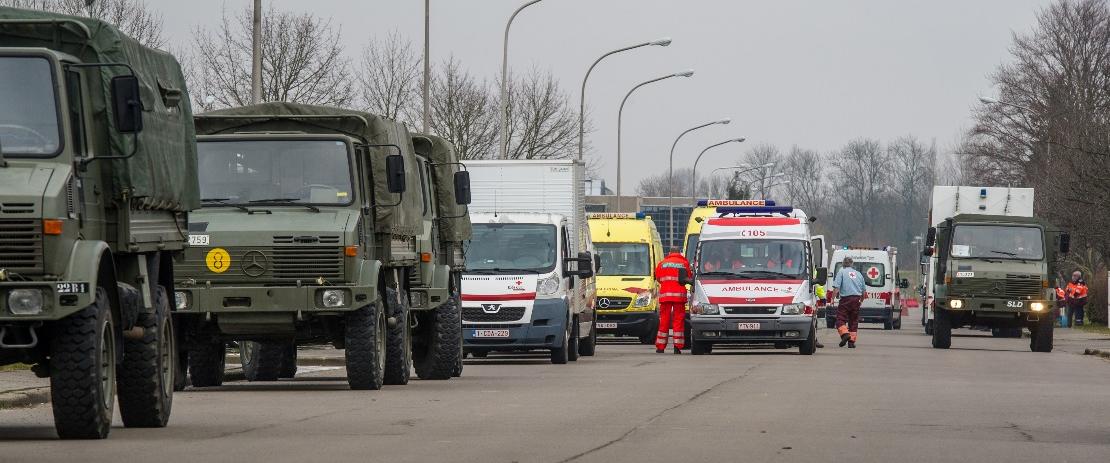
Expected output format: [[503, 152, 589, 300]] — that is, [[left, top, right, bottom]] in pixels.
[[654, 248, 692, 354], [1065, 271, 1089, 327]]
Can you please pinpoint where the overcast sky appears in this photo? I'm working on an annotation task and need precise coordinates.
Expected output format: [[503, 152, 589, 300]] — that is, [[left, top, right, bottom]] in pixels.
[[159, 0, 1051, 193]]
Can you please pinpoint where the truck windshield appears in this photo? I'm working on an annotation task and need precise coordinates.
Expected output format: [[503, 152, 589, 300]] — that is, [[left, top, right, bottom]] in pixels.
[[0, 56, 61, 157], [196, 140, 354, 206], [951, 225, 1043, 260], [596, 243, 652, 276], [698, 239, 806, 279], [466, 224, 557, 274], [834, 262, 886, 287]]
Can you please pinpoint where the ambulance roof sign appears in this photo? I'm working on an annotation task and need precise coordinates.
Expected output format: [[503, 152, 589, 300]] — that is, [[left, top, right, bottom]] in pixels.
[[697, 199, 776, 207], [587, 212, 647, 220]]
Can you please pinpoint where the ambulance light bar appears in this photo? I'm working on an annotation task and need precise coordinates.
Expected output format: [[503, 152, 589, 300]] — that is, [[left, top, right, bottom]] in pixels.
[[588, 212, 647, 219], [696, 199, 776, 207], [715, 206, 794, 215]]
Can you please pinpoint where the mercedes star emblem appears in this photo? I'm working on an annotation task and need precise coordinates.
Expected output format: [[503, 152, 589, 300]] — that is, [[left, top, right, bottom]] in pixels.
[[241, 250, 268, 277]]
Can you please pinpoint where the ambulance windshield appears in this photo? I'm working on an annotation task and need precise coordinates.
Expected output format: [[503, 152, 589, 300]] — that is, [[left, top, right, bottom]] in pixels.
[[595, 243, 652, 276], [697, 239, 806, 279]]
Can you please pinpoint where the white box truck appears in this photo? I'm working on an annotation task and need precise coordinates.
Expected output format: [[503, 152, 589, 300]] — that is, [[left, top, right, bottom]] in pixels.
[[461, 160, 598, 364]]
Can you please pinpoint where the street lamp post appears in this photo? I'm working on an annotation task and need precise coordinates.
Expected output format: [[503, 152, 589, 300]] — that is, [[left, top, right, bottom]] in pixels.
[[499, 0, 545, 160], [578, 37, 672, 162], [251, 0, 262, 104], [616, 69, 695, 211], [690, 138, 746, 207], [665, 118, 730, 245]]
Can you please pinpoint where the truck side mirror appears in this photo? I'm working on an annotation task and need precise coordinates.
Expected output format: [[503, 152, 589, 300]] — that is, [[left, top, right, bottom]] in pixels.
[[110, 75, 143, 133], [899, 278, 910, 289], [386, 154, 406, 194], [815, 267, 828, 283], [1059, 233, 1071, 254], [564, 252, 594, 279], [453, 171, 472, 205], [925, 227, 936, 247]]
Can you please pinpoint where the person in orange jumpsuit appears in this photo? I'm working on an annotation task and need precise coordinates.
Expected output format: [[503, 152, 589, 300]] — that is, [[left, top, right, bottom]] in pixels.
[[1065, 271, 1089, 327], [654, 248, 693, 354]]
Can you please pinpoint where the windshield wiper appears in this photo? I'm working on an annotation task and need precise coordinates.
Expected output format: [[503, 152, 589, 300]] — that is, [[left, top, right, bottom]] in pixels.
[[988, 249, 1018, 257], [467, 268, 542, 275], [201, 197, 252, 213], [735, 270, 798, 279], [248, 198, 320, 213], [698, 271, 743, 278]]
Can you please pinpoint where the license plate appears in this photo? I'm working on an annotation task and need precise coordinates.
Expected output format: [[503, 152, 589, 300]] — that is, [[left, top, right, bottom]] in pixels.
[[56, 282, 89, 294], [473, 329, 510, 338], [597, 322, 618, 329], [188, 234, 210, 246], [737, 322, 761, 331]]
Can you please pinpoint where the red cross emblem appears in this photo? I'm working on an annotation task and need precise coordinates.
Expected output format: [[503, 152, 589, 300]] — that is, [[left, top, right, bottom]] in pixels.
[[867, 267, 880, 279], [516, 280, 523, 286]]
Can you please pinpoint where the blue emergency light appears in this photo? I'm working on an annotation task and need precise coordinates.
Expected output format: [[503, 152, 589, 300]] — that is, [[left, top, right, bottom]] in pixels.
[[715, 206, 794, 215]]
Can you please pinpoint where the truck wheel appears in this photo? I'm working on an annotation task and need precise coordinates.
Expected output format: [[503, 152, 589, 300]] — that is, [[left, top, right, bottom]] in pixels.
[[1031, 317, 1053, 352], [383, 287, 412, 385], [413, 293, 462, 380], [279, 342, 298, 379], [567, 316, 580, 362], [50, 287, 116, 440], [931, 308, 952, 349], [188, 337, 226, 387], [578, 318, 597, 357], [451, 345, 463, 378], [117, 286, 174, 428], [345, 303, 386, 390], [240, 341, 284, 382], [799, 321, 817, 355], [550, 318, 570, 365]]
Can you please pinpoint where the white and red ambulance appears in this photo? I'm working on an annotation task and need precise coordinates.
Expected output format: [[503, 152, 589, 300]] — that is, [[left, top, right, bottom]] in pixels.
[[825, 246, 908, 330], [687, 203, 826, 355]]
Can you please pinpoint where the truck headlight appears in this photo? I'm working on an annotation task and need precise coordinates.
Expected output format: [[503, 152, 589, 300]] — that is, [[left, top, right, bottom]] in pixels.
[[8, 289, 44, 315], [781, 302, 805, 315], [691, 302, 719, 315], [1030, 302, 1045, 312], [537, 274, 560, 297], [949, 299, 963, 309], [633, 291, 653, 307], [174, 291, 188, 310], [321, 289, 348, 308]]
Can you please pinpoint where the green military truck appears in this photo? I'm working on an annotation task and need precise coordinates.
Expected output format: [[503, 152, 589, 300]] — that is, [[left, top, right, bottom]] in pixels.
[[0, 8, 198, 438], [174, 103, 468, 390], [923, 187, 1068, 352]]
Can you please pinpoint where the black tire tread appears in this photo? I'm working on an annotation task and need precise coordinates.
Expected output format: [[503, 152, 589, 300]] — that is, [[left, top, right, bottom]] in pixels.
[[383, 287, 411, 385], [50, 287, 114, 440], [345, 304, 386, 390], [414, 294, 462, 380], [932, 308, 952, 349], [117, 286, 173, 428], [188, 338, 226, 388], [578, 319, 597, 357], [241, 341, 284, 382]]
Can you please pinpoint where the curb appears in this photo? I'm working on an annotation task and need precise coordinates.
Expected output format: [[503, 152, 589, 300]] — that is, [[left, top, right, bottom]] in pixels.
[[1083, 348, 1110, 359], [0, 387, 50, 410]]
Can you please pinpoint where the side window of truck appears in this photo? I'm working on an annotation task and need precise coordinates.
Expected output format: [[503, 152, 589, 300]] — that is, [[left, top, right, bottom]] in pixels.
[[64, 70, 85, 155]]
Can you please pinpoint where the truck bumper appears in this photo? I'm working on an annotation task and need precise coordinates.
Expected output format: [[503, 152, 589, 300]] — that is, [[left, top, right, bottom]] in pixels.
[[173, 284, 376, 314], [463, 298, 567, 351], [0, 281, 92, 322], [596, 310, 657, 337], [690, 316, 814, 344]]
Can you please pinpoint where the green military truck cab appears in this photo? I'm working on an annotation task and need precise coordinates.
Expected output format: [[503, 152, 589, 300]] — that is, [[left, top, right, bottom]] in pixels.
[[926, 214, 1068, 352], [0, 9, 198, 439]]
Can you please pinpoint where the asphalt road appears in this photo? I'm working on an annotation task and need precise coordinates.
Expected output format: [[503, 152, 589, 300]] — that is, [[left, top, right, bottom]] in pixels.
[[2, 310, 1109, 463]]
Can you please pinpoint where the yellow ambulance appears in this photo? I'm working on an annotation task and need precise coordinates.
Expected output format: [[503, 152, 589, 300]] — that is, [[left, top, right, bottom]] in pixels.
[[588, 213, 665, 344]]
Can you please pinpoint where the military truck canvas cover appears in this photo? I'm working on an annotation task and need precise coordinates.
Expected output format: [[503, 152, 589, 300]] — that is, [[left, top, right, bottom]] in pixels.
[[194, 102, 423, 237], [0, 7, 199, 211], [412, 133, 471, 242]]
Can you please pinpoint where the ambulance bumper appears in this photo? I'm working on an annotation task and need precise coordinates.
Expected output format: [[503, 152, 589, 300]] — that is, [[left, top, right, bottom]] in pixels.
[[690, 316, 814, 343]]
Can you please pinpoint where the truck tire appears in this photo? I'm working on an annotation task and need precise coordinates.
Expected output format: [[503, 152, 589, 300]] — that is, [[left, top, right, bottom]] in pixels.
[[279, 342, 298, 379], [799, 321, 817, 355], [931, 308, 952, 349], [1030, 317, 1054, 353], [50, 287, 116, 440], [345, 303, 386, 390], [384, 287, 412, 385], [188, 337, 226, 388], [451, 346, 463, 378], [240, 341, 284, 382], [578, 318, 597, 357], [117, 286, 174, 428], [567, 316, 580, 362], [413, 293, 462, 380], [550, 318, 570, 365]]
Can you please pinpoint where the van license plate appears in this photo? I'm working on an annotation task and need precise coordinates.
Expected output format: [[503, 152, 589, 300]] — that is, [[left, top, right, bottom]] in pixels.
[[473, 329, 510, 338], [597, 322, 618, 329], [737, 323, 761, 331]]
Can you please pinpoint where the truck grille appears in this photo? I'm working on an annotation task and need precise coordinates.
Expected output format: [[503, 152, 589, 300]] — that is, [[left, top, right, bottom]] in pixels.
[[952, 275, 1042, 299], [596, 297, 632, 310], [462, 306, 526, 322], [178, 246, 343, 283], [0, 219, 43, 274]]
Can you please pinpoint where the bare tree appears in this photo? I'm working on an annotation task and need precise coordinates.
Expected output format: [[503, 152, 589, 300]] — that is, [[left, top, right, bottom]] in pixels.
[[889, 135, 937, 247], [637, 167, 695, 197], [828, 138, 891, 240], [428, 57, 498, 160], [357, 31, 420, 124], [781, 146, 826, 217], [190, 5, 353, 111], [739, 144, 783, 198], [501, 68, 580, 160], [1, 0, 164, 47]]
